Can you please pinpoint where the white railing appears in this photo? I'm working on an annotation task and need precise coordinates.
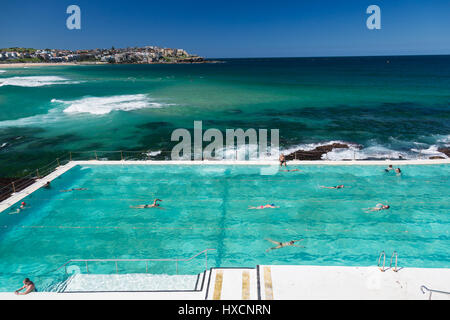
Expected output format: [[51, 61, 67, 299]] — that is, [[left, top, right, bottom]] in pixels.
[[56, 249, 216, 275], [420, 285, 450, 300]]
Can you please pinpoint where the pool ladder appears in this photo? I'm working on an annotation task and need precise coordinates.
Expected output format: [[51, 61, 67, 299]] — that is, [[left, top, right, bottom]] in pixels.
[[378, 251, 399, 272]]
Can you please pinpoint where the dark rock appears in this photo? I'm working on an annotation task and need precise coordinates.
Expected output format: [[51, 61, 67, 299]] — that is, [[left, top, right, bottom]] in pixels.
[[437, 147, 450, 157], [285, 143, 361, 161], [429, 156, 445, 160]]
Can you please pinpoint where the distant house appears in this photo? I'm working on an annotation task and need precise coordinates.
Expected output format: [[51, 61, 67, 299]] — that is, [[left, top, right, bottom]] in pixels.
[[50, 57, 63, 62], [100, 55, 114, 63]]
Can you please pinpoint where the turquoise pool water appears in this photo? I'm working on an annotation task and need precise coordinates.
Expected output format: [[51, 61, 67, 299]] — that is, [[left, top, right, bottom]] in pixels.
[[0, 164, 449, 291]]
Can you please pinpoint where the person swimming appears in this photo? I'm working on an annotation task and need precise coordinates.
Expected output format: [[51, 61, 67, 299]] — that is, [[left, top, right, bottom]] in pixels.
[[60, 188, 88, 192], [249, 204, 279, 210], [10, 202, 26, 214], [395, 168, 402, 175], [320, 185, 345, 189], [131, 199, 164, 209], [14, 278, 36, 295], [365, 203, 390, 212], [43, 181, 51, 189], [265, 239, 304, 252], [385, 165, 394, 172], [280, 169, 300, 172]]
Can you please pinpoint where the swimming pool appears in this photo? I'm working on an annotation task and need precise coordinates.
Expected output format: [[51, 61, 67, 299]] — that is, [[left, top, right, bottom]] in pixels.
[[0, 163, 449, 291]]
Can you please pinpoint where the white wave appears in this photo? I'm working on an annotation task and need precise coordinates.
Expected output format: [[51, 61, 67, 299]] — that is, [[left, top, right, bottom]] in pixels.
[[0, 70, 6, 73], [199, 140, 445, 161], [410, 145, 448, 158], [203, 144, 280, 160], [0, 142, 7, 149], [53, 94, 170, 115], [436, 134, 450, 145], [325, 145, 411, 160], [196, 140, 361, 161], [0, 94, 172, 127], [0, 76, 79, 87], [0, 108, 63, 127], [144, 150, 162, 157]]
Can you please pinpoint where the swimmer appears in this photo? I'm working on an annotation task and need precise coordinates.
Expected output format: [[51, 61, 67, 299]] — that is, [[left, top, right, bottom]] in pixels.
[[280, 169, 300, 172], [249, 204, 279, 210], [320, 185, 345, 189], [43, 181, 51, 189], [14, 278, 36, 295], [385, 165, 394, 172], [365, 203, 390, 212], [60, 188, 88, 193], [11, 202, 27, 214], [279, 154, 287, 167], [395, 168, 402, 175], [265, 239, 304, 252], [131, 199, 164, 209]]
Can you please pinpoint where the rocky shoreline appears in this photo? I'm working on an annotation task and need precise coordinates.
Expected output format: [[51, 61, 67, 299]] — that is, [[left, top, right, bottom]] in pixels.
[[437, 147, 450, 158], [285, 143, 359, 160], [284, 143, 449, 160]]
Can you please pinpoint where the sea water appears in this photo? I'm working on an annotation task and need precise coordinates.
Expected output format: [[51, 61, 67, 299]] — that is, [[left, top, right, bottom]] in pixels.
[[0, 56, 450, 175]]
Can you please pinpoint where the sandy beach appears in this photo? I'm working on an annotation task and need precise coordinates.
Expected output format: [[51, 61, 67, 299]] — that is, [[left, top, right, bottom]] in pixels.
[[0, 62, 107, 68]]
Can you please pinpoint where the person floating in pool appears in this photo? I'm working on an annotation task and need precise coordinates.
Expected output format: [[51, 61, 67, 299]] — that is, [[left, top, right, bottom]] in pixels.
[[14, 278, 36, 295], [320, 185, 345, 189], [43, 181, 51, 189], [60, 188, 88, 193], [265, 239, 304, 252], [385, 165, 394, 172], [279, 154, 287, 167], [395, 168, 402, 175], [10, 202, 26, 214], [280, 169, 300, 172], [365, 203, 390, 212], [249, 204, 279, 210], [131, 199, 164, 209]]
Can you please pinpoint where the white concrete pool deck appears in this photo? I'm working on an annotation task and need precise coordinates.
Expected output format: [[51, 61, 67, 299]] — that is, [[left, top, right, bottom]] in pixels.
[[1, 265, 449, 300]]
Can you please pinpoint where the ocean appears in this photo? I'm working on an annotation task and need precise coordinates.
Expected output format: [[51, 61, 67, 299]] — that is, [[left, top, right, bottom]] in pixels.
[[0, 56, 449, 176]]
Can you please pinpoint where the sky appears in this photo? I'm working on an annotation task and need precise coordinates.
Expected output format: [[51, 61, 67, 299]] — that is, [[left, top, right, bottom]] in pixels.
[[0, 0, 449, 58]]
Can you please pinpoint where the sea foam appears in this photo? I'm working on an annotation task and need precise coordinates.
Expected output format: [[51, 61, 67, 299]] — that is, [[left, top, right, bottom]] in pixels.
[[0, 76, 78, 87], [53, 94, 170, 115]]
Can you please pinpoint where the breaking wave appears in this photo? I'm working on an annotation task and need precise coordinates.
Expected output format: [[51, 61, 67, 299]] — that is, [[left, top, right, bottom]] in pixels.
[[190, 138, 449, 161], [52, 94, 171, 115], [0, 94, 173, 127], [0, 76, 80, 87]]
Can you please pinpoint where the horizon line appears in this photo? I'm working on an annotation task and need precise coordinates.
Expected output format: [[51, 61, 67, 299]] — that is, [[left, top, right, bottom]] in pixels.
[[206, 53, 450, 60]]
